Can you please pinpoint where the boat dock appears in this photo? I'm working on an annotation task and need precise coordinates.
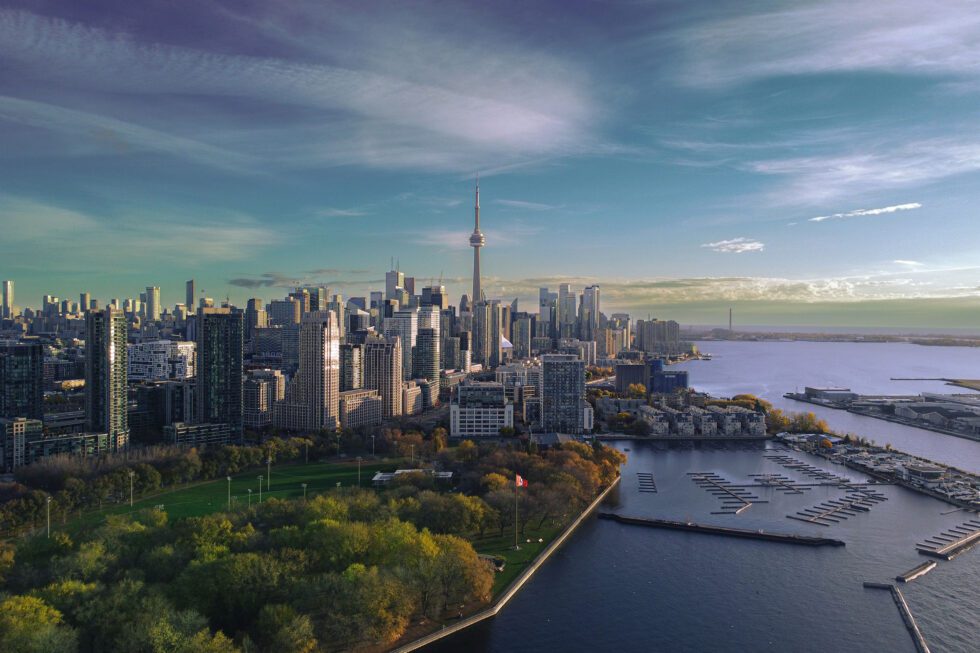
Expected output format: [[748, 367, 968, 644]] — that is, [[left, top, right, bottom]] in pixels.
[[916, 519, 980, 560], [687, 471, 765, 515], [786, 490, 888, 526], [636, 472, 657, 493], [895, 561, 937, 583], [597, 513, 845, 546]]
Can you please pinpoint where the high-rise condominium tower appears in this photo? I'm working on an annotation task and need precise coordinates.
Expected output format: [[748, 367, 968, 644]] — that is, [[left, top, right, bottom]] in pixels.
[[85, 308, 129, 450], [145, 286, 161, 321], [186, 280, 195, 310], [274, 310, 341, 431], [196, 307, 244, 435], [1, 280, 13, 318]]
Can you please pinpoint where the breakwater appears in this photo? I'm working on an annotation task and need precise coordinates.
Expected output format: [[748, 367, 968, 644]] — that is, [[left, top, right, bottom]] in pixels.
[[597, 513, 845, 547]]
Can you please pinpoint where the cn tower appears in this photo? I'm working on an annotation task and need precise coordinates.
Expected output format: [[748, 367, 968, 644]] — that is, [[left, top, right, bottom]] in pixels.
[[469, 176, 485, 302]]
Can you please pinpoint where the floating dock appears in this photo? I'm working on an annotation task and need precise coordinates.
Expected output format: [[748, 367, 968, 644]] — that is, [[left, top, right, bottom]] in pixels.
[[687, 471, 765, 515], [896, 561, 937, 583], [597, 513, 845, 546], [916, 520, 980, 560], [787, 490, 887, 526], [636, 472, 657, 493]]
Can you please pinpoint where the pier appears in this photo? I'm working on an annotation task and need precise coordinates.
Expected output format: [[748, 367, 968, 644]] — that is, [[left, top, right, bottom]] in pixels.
[[636, 472, 657, 493], [597, 513, 845, 546], [915, 519, 980, 560], [861, 583, 932, 653], [687, 471, 765, 515], [896, 561, 937, 583], [787, 490, 887, 526]]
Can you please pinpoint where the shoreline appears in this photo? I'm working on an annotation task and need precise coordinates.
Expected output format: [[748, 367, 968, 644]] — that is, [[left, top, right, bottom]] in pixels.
[[388, 475, 622, 653], [784, 393, 980, 443]]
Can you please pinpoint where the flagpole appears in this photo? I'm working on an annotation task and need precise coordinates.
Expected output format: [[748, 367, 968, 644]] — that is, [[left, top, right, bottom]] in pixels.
[[514, 476, 519, 550]]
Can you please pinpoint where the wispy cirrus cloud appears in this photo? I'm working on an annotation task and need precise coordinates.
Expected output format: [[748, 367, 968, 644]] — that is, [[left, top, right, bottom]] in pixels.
[[494, 199, 559, 211], [701, 237, 765, 254], [894, 260, 925, 267], [809, 202, 922, 222], [316, 208, 368, 218], [673, 0, 980, 88], [0, 8, 600, 172]]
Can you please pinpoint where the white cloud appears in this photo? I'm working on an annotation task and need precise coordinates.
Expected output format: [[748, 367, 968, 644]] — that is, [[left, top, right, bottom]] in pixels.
[[894, 260, 924, 267], [809, 202, 922, 222], [0, 9, 599, 172], [316, 208, 367, 218], [673, 0, 980, 88], [494, 199, 558, 211], [701, 237, 765, 254], [0, 195, 278, 270]]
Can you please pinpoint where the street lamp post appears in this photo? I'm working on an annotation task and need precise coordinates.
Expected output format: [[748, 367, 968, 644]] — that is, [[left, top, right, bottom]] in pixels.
[[226, 476, 232, 511], [302, 483, 307, 501], [410, 444, 415, 465], [46, 496, 52, 538], [247, 489, 252, 508], [258, 475, 263, 502], [129, 470, 135, 507], [371, 434, 376, 456], [266, 456, 272, 491], [356, 456, 363, 486]]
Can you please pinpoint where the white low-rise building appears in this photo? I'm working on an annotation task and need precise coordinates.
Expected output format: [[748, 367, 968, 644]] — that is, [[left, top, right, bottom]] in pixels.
[[450, 382, 514, 438]]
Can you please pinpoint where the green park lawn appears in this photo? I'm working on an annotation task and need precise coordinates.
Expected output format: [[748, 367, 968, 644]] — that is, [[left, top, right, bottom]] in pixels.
[[473, 523, 562, 595], [67, 458, 398, 529]]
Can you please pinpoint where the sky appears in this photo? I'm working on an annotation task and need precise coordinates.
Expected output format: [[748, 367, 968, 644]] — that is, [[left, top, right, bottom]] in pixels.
[[2, 0, 980, 329]]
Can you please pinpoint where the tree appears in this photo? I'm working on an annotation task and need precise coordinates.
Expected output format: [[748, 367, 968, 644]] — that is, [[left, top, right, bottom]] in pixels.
[[255, 604, 316, 653], [0, 595, 77, 653], [626, 383, 646, 399]]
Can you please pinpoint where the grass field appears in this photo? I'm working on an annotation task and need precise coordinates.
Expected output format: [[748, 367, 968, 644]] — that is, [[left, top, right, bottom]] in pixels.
[[68, 458, 400, 528], [473, 524, 562, 595]]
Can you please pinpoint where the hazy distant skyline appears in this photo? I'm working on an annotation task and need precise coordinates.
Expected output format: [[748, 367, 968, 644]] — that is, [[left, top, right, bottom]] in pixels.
[[2, 1, 980, 328]]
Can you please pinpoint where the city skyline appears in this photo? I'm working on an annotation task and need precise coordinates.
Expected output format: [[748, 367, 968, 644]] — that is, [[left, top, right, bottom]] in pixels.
[[2, 1, 980, 328]]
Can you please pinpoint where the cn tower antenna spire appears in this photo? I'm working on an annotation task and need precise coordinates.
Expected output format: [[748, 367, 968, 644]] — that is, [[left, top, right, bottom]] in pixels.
[[469, 174, 486, 303]]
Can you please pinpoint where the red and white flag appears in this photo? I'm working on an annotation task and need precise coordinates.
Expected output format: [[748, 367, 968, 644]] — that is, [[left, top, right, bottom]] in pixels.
[[515, 474, 528, 488]]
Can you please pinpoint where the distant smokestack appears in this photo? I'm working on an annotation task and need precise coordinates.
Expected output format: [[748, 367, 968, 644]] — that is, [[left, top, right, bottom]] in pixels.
[[729, 307, 733, 332]]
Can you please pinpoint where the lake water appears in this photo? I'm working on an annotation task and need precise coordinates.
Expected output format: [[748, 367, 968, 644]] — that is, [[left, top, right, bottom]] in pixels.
[[426, 342, 980, 653], [428, 443, 979, 653], [674, 340, 980, 472]]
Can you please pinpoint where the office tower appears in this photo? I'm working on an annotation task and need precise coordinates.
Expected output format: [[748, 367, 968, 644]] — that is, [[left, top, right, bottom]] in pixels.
[[79, 292, 91, 314], [306, 287, 328, 312], [363, 336, 403, 419], [369, 291, 383, 310], [348, 296, 367, 311], [1, 280, 12, 318], [289, 288, 311, 314], [383, 306, 418, 380], [185, 280, 195, 310], [414, 310, 440, 378], [196, 307, 244, 434], [459, 294, 471, 314], [245, 298, 267, 341], [269, 297, 302, 326], [488, 300, 505, 369], [421, 285, 449, 310], [513, 316, 533, 359], [85, 308, 129, 450], [347, 308, 370, 333], [326, 295, 346, 340], [541, 353, 590, 434], [534, 288, 558, 338], [274, 310, 340, 431], [0, 341, 43, 419], [469, 178, 486, 301], [385, 269, 405, 300], [558, 283, 576, 338], [340, 343, 364, 391], [404, 276, 416, 298], [579, 285, 600, 342], [145, 286, 161, 321], [471, 301, 490, 367]]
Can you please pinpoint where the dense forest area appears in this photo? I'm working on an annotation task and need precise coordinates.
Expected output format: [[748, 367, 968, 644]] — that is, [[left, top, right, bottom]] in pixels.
[[0, 440, 625, 652]]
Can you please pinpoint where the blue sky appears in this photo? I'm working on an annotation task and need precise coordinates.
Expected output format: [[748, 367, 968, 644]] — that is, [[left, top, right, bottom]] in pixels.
[[2, 0, 980, 328]]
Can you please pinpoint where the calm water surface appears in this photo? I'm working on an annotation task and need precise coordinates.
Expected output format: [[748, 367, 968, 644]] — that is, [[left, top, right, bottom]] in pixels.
[[429, 443, 979, 652], [675, 340, 980, 471]]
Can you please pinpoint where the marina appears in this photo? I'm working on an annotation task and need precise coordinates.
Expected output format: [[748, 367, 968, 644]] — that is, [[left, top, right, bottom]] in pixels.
[[915, 520, 980, 560], [686, 471, 764, 515]]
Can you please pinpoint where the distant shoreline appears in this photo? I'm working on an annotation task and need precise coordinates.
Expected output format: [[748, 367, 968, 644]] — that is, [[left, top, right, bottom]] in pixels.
[[687, 333, 980, 348]]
